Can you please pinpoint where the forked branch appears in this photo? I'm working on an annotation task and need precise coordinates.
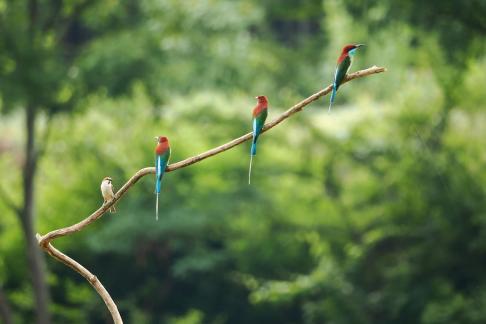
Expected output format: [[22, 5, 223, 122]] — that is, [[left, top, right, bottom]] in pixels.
[[36, 65, 386, 324]]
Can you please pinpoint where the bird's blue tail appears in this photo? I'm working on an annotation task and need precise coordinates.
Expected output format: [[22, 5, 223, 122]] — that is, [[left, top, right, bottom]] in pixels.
[[155, 155, 162, 194], [249, 138, 258, 184], [155, 155, 164, 220], [328, 84, 337, 112], [251, 141, 257, 156]]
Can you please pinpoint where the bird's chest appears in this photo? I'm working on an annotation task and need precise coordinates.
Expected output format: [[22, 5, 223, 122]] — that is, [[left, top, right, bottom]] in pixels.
[[101, 183, 113, 196]]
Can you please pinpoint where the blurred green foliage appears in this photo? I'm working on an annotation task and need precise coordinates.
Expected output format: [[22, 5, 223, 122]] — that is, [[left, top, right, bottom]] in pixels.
[[1, 0, 486, 323]]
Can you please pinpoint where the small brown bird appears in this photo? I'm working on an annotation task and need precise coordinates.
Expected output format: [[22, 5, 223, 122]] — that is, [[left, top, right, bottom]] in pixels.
[[100, 176, 116, 213]]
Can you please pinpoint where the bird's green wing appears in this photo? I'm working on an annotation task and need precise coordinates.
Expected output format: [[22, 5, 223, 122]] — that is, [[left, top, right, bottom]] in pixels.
[[334, 55, 351, 90], [253, 109, 268, 141]]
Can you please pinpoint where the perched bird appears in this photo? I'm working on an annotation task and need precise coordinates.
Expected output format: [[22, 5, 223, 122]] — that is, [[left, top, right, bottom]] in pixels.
[[328, 44, 365, 112], [100, 177, 116, 213], [248, 95, 268, 185], [154, 136, 171, 221]]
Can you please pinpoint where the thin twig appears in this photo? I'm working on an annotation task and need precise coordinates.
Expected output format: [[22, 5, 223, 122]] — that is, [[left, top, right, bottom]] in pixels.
[[36, 65, 386, 323]]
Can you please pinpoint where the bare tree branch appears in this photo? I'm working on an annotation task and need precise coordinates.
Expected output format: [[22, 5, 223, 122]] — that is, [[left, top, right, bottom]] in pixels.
[[36, 65, 386, 323], [34, 234, 123, 324], [168, 66, 386, 170]]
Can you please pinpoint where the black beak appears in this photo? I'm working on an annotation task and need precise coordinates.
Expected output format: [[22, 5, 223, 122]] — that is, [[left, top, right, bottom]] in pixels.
[[356, 44, 365, 48]]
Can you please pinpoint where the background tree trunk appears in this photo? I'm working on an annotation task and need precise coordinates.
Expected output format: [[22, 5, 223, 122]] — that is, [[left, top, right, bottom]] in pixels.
[[19, 105, 51, 324], [0, 285, 13, 324]]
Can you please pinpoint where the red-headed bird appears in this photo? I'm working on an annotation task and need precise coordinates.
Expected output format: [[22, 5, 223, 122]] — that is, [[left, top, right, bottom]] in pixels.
[[328, 44, 365, 112], [155, 136, 171, 220], [248, 95, 268, 184]]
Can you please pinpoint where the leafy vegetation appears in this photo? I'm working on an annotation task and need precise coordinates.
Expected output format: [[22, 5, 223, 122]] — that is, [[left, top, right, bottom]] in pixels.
[[1, 0, 485, 323]]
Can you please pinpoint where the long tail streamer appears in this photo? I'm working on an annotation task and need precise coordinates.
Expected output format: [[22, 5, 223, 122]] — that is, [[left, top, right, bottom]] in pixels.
[[248, 154, 254, 185], [328, 84, 337, 112], [155, 194, 159, 221]]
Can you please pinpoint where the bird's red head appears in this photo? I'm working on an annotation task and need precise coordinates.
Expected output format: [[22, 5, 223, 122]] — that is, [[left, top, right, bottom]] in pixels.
[[341, 43, 364, 54], [157, 136, 169, 144], [337, 44, 364, 63], [253, 95, 268, 116], [155, 136, 170, 154], [255, 95, 268, 105]]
